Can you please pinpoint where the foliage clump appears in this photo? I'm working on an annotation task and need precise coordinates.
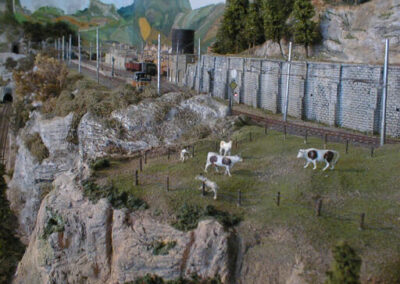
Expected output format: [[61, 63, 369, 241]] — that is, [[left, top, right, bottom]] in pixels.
[[42, 207, 64, 239], [151, 240, 177, 256], [0, 163, 25, 283], [325, 241, 361, 284], [90, 158, 111, 171], [127, 274, 222, 284], [5, 57, 17, 71], [23, 132, 49, 163], [173, 203, 241, 231], [14, 53, 68, 102], [82, 180, 148, 211]]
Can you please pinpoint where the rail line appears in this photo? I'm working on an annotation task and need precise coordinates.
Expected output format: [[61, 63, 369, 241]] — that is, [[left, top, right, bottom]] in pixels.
[[232, 109, 400, 147], [0, 103, 11, 163]]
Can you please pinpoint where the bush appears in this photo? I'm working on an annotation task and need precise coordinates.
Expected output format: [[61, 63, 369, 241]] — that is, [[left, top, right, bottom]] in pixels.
[[0, 163, 25, 283], [151, 240, 177, 256], [127, 274, 222, 284], [42, 207, 64, 239], [10, 99, 30, 134], [90, 158, 111, 171], [82, 180, 148, 211], [325, 241, 361, 284], [173, 203, 241, 231], [5, 57, 17, 71], [23, 132, 49, 163], [14, 53, 68, 102]]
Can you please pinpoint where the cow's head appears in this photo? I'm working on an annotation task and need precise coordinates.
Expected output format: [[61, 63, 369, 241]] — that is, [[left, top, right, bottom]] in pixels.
[[297, 149, 306, 158]]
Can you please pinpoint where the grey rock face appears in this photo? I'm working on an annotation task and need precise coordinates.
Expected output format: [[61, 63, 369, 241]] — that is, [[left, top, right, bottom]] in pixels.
[[14, 172, 232, 284], [8, 92, 233, 282], [7, 112, 78, 243]]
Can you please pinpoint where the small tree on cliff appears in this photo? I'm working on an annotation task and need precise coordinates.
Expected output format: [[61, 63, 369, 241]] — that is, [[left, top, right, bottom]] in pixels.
[[244, 0, 265, 49], [262, 0, 294, 57], [213, 0, 249, 54], [292, 0, 321, 57], [325, 241, 361, 284]]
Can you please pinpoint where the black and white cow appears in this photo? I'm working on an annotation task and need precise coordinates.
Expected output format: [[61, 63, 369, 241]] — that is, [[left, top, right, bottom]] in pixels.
[[297, 148, 340, 171], [204, 152, 242, 177]]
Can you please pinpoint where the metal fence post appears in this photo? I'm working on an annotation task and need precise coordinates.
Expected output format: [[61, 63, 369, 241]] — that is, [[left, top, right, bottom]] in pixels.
[[283, 42, 292, 122], [380, 39, 389, 147]]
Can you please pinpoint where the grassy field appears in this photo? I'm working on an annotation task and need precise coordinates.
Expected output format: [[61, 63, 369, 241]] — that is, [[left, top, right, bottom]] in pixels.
[[93, 124, 400, 282]]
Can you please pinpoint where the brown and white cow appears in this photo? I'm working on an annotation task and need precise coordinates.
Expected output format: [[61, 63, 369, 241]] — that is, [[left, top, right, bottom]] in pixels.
[[204, 152, 243, 177], [297, 148, 340, 171]]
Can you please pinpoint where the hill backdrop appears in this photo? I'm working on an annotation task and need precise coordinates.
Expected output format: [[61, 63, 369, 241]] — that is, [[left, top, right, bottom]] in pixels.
[[14, 0, 225, 50]]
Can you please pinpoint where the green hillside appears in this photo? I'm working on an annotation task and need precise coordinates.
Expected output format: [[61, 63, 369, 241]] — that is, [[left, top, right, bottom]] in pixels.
[[13, 0, 225, 49]]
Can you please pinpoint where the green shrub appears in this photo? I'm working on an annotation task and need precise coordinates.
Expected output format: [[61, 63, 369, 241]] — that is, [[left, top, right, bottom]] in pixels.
[[23, 132, 49, 163], [90, 158, 111, 171], [42, 207, 64, 239], [10, 99, 30, 133], [325, 241, 361, 284], [82, 180, 148, 211], [0, 163, 25, 283], [151, 240, 177, 256], [173, 203, 241, 231], [5, 57, 17, 71], [127, 274, 222, 284]]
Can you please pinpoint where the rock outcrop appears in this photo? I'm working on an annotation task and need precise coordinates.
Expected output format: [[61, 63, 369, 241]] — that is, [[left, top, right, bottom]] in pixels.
[[7, 112, 78, 243], [254, 0, 400, 64], [14, 172, 232, 283], [7, 92, 234, 283]]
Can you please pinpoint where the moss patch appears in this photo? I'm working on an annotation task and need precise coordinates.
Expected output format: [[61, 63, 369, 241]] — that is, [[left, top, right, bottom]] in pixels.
[[23, 132, 49, 163], [82, 180, 148, 211]]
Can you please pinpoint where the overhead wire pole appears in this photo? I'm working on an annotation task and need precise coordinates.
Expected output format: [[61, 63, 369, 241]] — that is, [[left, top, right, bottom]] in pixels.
[[175, 40, 179, 83], [380, 38, 389, 146], [78, 32, 81, 73], [68, 34, 72, 64], [283, 42, 292, 122], [198, 37, 201, 91], [157, 33, 161, 95], [96, 27, 99, 84], [62, 36, 65, 61]]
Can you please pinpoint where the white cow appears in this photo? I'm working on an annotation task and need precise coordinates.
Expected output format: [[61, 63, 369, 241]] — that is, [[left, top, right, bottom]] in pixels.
[[180, 148, 191, 162], [219, 140, 232, 156], [204, 152, 242, 177], [297, 148, 340, 171], [195, 175, 219, 200]]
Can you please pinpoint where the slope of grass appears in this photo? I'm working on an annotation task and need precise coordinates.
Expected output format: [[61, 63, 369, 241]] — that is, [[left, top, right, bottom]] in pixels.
[[94, 125, 400, 281]]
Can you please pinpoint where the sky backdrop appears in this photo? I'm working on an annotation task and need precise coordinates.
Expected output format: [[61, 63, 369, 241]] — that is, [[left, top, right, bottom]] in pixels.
[[20, 0, 225, 13]]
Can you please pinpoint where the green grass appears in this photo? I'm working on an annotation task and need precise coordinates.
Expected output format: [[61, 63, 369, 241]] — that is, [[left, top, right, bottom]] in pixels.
[[94, 125, 400, 280]]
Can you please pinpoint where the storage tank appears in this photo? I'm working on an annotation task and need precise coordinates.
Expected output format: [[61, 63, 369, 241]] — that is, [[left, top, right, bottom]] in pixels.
[[171, 29, 195, 54]]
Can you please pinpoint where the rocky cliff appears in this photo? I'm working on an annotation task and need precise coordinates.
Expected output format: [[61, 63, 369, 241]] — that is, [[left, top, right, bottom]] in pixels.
[[7, 90, 237, 283], [14, 172, 233, 283], [254, 0, 400, 64]]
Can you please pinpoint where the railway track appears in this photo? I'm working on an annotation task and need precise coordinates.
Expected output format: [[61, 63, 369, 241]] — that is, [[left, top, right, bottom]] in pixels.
[[0, 103, 11, 164], [233, 109, 400, 147]]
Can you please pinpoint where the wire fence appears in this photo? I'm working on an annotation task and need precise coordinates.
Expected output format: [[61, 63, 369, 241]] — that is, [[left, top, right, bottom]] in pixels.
[[98, 129, 400, 238]]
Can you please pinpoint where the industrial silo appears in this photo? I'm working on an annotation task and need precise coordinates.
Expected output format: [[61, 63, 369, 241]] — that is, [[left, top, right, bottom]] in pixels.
[[171, 29, 195, 54]]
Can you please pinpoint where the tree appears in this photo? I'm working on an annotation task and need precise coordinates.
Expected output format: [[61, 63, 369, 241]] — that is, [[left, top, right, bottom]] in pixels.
[[213, 0, 249, 54], [292, 0, 321, 57], [244, 0, 265, 49], [325, 241, 362, 284], [262, 0, 294, 57]]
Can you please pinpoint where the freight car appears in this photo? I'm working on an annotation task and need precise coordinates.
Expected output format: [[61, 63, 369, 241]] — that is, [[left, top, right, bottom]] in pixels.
[[125, 62, 157, 76]]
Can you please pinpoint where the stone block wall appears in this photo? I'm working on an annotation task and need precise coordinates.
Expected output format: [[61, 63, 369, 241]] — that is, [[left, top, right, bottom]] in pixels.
[[173, 54, 400, 137]]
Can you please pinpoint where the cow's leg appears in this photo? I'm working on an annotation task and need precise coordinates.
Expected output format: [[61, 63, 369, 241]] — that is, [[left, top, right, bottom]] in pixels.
[[214, 165, 219, 173], [312, 160, 317, 170], [225, 166, 231, 177], [304, 161, 310, 168], [204, 162, 211, 172], [323, 161, 330, 171], [219, 148, 223, 155]]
